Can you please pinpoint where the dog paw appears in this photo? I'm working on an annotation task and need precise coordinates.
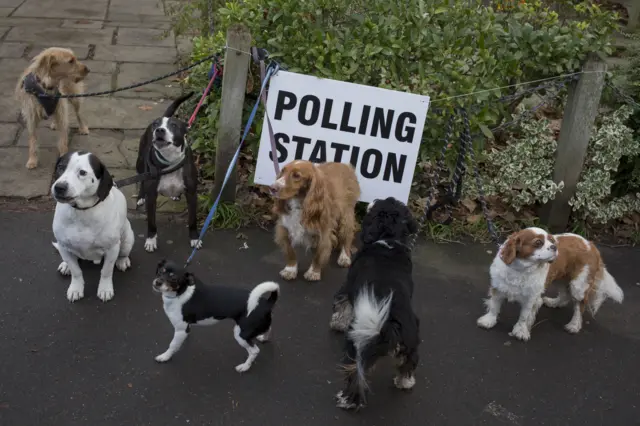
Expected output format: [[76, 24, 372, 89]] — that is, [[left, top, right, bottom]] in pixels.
[[279, 265, 298, 281], [66, 282, 84, 302], [337, 249, 351, 268], [26, 157, 38, 169], [509, 323, 531, 342], [116, 257, 131, 272], [393, 375, 416, 390], [256, 334, 269, 343], [171, 195, 181, 201], [335, 391, 361, 410], [50, 122, 57, 130], [477, 314, 498, 329], [78, 126, 90, 135], [144, 236, 158, 253], [303, 268, 321, 282], [57, 261, 71, 276], [235, 362, 252, 373], [564, 321, 582, 334], [190, 239, 202, 249], [155, 352, 172, 363], [97, 281, 115, 302], [136, 198, 145, 207]]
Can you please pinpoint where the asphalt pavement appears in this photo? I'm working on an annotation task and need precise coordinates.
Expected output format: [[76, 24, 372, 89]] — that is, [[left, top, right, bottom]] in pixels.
[[0, 211, 638, 426]]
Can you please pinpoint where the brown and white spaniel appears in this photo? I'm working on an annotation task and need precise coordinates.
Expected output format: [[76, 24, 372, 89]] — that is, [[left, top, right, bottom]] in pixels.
[[269, 160, 361, 282], [477, 227, 624, 341]]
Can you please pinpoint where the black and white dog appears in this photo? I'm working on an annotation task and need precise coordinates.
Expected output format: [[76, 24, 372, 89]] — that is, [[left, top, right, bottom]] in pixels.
[[52, 151, 134, 302], [330, 197, 420, 410], [136, 91, 200, 253], [153, 260, 280, 372]]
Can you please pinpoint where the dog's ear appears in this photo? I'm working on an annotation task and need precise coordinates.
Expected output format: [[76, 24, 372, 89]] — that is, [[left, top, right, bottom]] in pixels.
[[182, 272, 195, 286], [89, 154, 114, 201], [500, 235, 519, 265], [53, 153, 70, 180]]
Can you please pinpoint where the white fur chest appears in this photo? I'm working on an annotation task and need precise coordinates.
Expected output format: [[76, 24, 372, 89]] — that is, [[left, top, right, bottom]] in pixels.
[[52, 190, 126, 262], [490, 257, 549, 304], [280, 199, 313, 248], [157, 168, 185, 199], [163, 287, 220, 327]]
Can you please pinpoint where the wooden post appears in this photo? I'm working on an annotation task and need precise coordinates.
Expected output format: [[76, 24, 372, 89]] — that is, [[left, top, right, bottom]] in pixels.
[[541, 55, 607, 233], [211, 24, 251, 202]]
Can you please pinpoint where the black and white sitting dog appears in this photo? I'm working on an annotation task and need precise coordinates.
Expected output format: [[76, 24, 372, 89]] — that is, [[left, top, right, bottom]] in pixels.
[[330, 197, 420, 410], [51, 151, 134, 302], [136, 91, 200, 253], [153, 260, 280, 372]]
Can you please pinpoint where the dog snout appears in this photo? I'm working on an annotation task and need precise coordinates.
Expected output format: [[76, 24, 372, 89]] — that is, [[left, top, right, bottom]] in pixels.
[[53, 182, 68, 197], [82, 64, 90, 75], [153, 278, 162, 287]]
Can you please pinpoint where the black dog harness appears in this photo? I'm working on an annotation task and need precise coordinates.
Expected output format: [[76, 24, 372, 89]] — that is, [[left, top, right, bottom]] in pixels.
[[22, 73, 60, 118]]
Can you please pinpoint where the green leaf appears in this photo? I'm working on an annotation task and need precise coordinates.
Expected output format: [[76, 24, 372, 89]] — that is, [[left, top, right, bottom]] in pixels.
[[479, 124, 495, 140]]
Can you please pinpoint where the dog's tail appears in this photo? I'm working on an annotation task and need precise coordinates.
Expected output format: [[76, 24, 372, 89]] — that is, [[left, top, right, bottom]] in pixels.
[[589, 268, 624, 315], [246, 281, 280, 315], [346, 286, 393, 405], [162, 91, 195, 118]]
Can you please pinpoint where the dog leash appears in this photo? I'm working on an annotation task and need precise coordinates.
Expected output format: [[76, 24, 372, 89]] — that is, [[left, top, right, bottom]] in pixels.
[[184, 62, 278, 268]]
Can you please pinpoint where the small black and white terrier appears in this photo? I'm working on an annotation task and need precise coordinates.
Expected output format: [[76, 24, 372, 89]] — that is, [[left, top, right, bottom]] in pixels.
[[153, 259, 280, 372], [330, 197, 420, 410]]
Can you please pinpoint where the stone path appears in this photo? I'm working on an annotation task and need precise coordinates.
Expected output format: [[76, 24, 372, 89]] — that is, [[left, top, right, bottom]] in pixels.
[[0, 0, 189, 212]]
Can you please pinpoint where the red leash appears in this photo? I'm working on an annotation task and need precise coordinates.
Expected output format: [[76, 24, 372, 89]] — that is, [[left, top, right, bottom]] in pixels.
[[188, 64, 220, 129]]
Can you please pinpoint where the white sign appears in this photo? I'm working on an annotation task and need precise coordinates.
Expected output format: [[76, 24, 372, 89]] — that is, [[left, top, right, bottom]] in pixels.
[[253, 70, 430, 204]]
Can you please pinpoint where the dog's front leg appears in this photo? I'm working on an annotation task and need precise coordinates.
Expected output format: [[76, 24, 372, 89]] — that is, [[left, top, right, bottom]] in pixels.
[[509, 295, 541, 342], [70, 97, 89, 135], [144, 182, 159, 252], [23, 107, 39, 169], [57, 248, 85, 302], [477, 288, 505, 330], [53, 101, 70, 156], [185, 179, 201, 250], [97, 244, 120, 302], [304, 233, 332, 281], [155, 325, 189, 362], [330, 286, 353, 332]]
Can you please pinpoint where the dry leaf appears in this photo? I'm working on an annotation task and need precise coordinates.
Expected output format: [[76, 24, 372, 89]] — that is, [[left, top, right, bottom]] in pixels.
[[236, 232, 247, 240], [127, 383, 133, 388], [461, 198, 477, 212], [467, 214, 482, 224], [138, 105, 153, 111]]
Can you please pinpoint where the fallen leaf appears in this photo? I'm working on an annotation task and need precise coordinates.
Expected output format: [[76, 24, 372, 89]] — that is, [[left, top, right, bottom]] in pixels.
[[467, 214, 482, 224], [127, 383, 133, 388], [236, 233, 247, 240], [461, 198, 477, 212], [138, 105, 153, 111]]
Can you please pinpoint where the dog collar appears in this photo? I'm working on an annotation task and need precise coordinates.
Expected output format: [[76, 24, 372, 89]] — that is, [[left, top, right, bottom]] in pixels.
[[71, 199, 102, 211], [22, 73, 60, 118], [153, 146, 186, 168], [374, 239, 409, 250]]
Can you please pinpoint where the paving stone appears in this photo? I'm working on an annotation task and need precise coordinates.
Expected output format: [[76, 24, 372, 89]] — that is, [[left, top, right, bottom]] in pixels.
[[70, 129, 128, 168], [0, 26, 10, 37], [13, 0, 108, 20], [0, 7, 14, 17], [81, 60, 117, 75], [116, 63, 181, 100], [0, 0, 25, 6], [67, 97, 171, 129], [109, 0, 165, 17], [0, 94, 21, 123], [157, 196, 187, 213], [61, 19, 104, 29], [0, 123, 19, 146], [5, 27, 114, 47], [0, 147, 57, 198], [106, 13, 169, 23], [93, 44, 176, 63], [104, 20, 171, 30], [121, 129, 141, 167], [176, 36, 193, 59], [0, 17, 63, 27], [0, 42, 28, 58], [17, 126, 62, 148], [117, 27, 174, 47], [27, 45, 90, 60], [85, 72, 113, 94]]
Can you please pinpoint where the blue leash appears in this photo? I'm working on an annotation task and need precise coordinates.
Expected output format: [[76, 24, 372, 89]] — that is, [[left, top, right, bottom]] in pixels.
[[184, 63, 277, 267]]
